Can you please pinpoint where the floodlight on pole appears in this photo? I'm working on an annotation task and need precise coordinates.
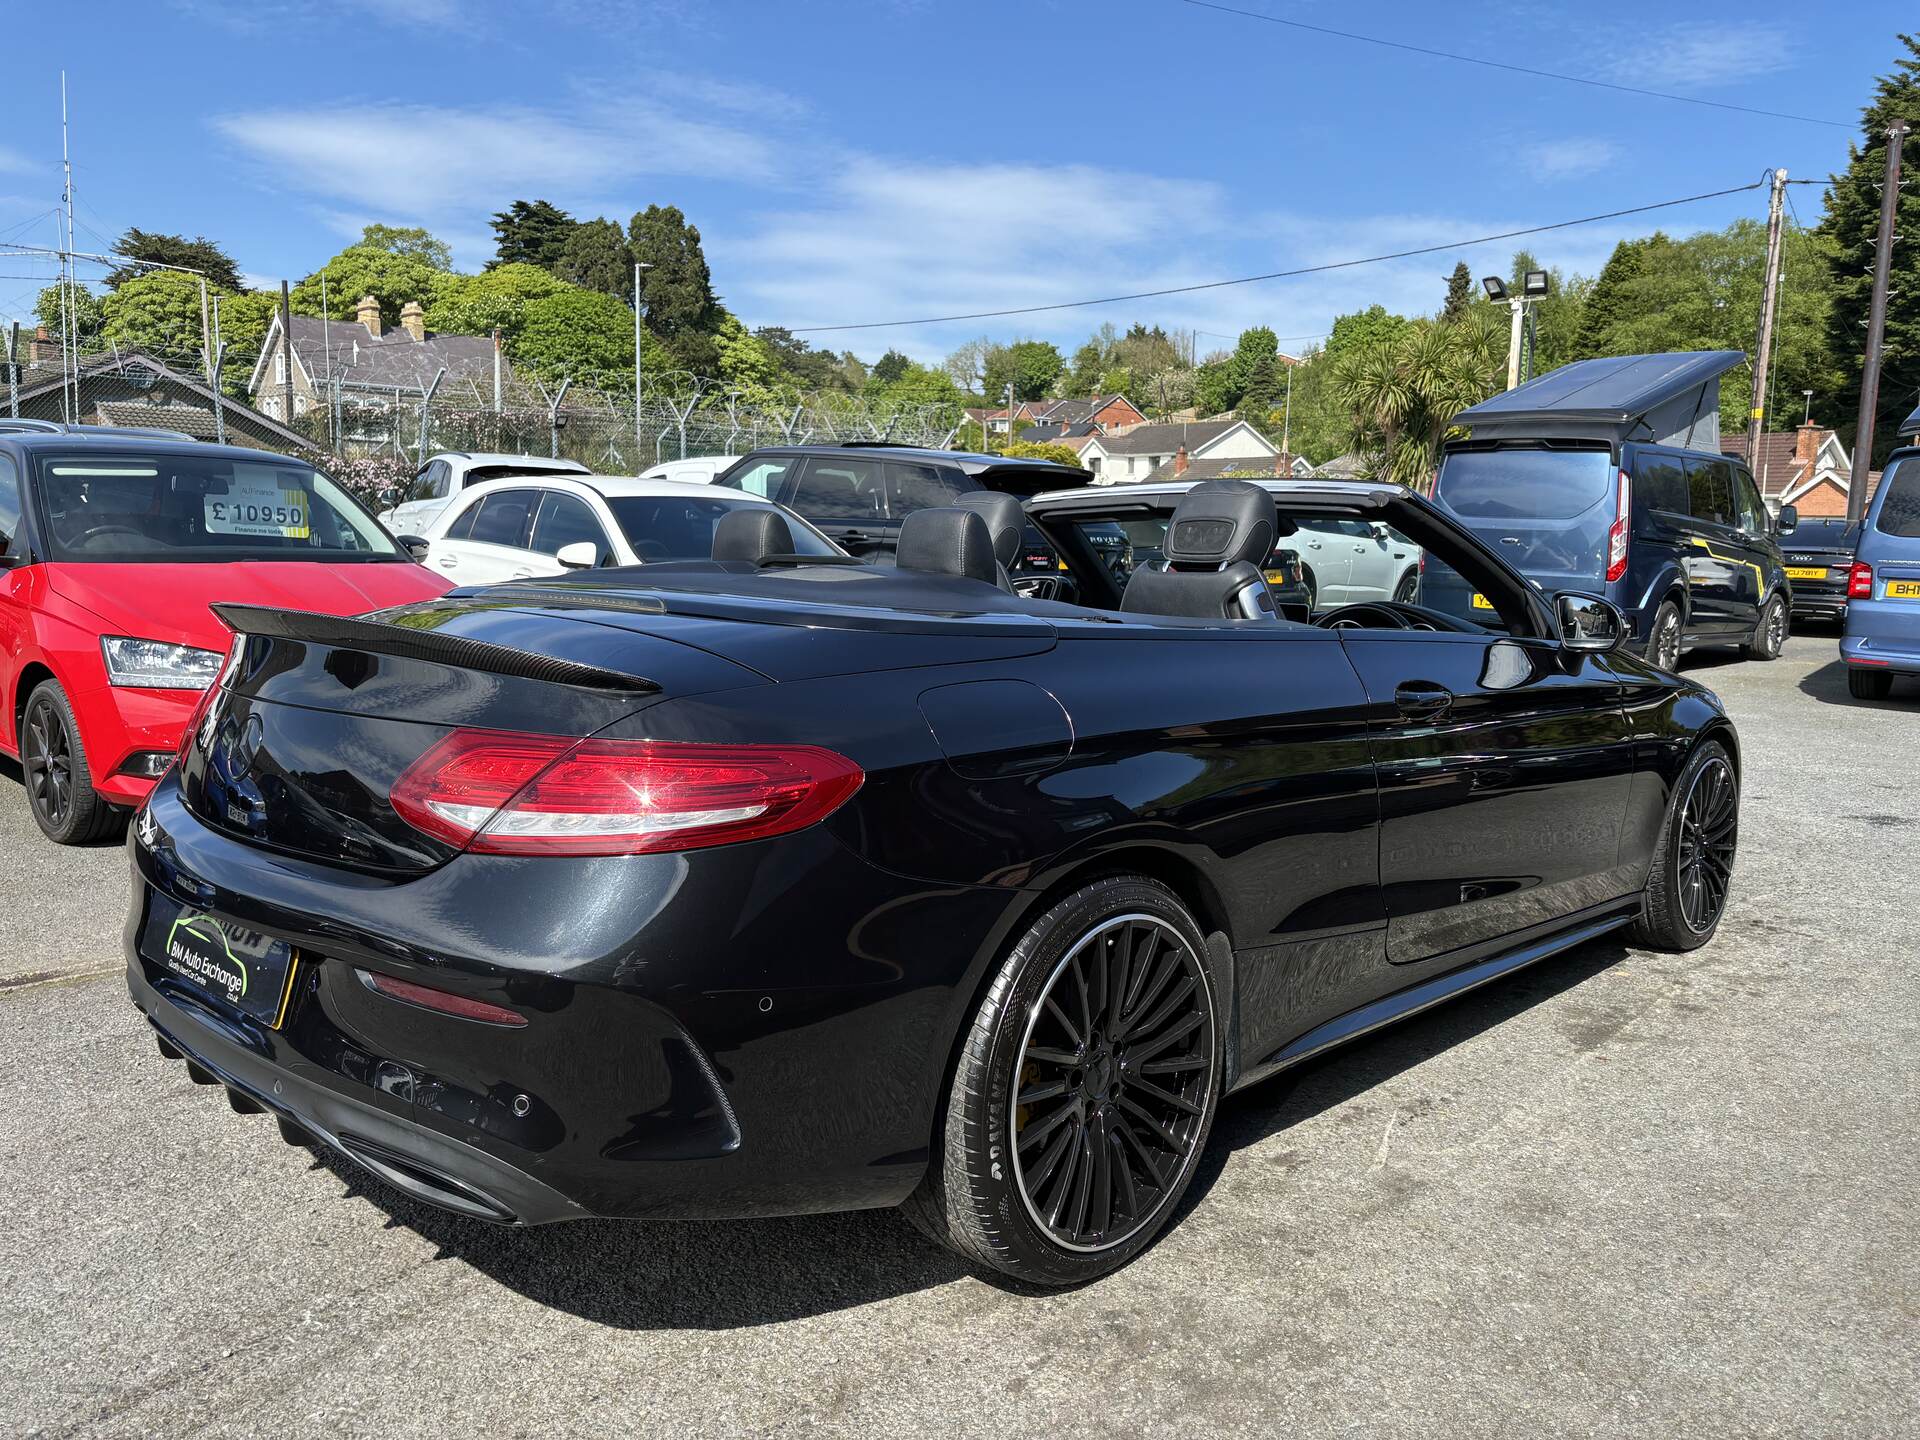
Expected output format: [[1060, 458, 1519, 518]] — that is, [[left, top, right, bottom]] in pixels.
[[1522, 270, 1550, 297], [1481, 276, 1508, 302]]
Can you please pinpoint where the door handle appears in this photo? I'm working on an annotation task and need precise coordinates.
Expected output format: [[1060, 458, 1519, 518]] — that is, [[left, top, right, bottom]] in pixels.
[[436, 557, 458, 569], [1393, 681, 1453, 720]]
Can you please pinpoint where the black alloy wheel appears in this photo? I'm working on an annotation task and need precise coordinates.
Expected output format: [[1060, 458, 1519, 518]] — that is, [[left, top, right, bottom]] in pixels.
[[1010, 914, 1216, 1254], [1675, 755, 1738, 934], [906, 876, 1222, 1284], [1631, 739, 1738, 951], [1393, 571, 1419, 605], [1301, 566, 1318, 614], [23, 693, 73, 831], [1745, 595, 1788, 660], [20, 681, 120, 845]]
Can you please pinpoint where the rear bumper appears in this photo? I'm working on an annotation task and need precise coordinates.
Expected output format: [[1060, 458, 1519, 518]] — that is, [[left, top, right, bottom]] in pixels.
[[1788, 584, 1848, 618], [1842, 600, 1920, 674], [125, 775, 1018, 1225]]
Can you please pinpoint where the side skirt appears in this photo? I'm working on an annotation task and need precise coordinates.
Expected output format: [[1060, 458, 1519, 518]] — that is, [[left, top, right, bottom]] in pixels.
[[1229, 909, 1635, 1091]]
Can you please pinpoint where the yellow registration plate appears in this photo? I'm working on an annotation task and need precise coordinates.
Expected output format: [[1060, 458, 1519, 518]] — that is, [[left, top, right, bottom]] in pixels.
[[1886, 580, 1920, 600], [1470, 593, 1495, 610], [1784, 566, 1829, 580], [1263, 569, 1291, 586]]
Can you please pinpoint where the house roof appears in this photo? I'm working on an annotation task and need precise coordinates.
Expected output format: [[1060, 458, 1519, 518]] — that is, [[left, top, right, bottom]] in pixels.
[[1725, 431, 1812, 497], [93, 399, 224, 440], [1454, 351, 1746, 442], [1089, 417, 1251, 455], [1141, 454, 1292, 484], [1020, 420, 1101, 443], [10, 349, 310, 450], [1312, 452, 1370, 479], [257, 313, 505, 395]]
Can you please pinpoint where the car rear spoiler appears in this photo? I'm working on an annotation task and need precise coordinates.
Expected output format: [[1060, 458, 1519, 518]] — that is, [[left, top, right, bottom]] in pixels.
[[209, 604, 661, 695]]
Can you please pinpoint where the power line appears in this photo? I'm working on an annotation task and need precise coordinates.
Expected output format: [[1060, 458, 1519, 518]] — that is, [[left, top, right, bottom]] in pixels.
[[1174, 0, 1852, 130], [791, 180, 1767, 334]]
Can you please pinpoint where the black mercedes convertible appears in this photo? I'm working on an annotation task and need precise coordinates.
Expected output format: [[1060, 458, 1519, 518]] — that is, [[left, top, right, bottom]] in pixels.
[[125, 477, 1740, 1286]]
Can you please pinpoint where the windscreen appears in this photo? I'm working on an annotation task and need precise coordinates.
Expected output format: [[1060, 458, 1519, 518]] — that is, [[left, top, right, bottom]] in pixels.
[[1432, 447, 1614, 593], [1873, 457, 1920, 539], [606, 494, 839, 559], [32, 451, 401, 563], [1784, 518, 1857, 549]]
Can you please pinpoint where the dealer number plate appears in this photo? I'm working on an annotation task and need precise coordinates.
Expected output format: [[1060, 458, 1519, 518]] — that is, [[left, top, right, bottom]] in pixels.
[[140, 891, 301, 1029]]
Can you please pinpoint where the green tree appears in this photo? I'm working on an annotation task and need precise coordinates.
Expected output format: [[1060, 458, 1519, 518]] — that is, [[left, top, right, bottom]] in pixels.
[[870, 349, 911, 386], [998, 439, 1083, 467], [34, 283, 105, 349], [629, 204, 721, 373], [357, 223, 453, 270], [489, 200, 576, 271], [213, 290, 281, 395], [1505, 250, 1588, 377], [1441, 261, 1474, 322], [511, 287, 635, 382], [1575, 237, 1657, 359], [713, 313, 785, 402], [981, 339, 1063, 401], [1193, 357, 1237, 417], [289, 244, 442, 325], [867, 357, 965, 410], [757, 326, 858, 393], [105, 228, 242, 291], [1229, 326, 1282, 415], [1820, 32, 1920, 466], [1336, 312, 1505, 486], [100, 269, 208, 354], [424, 262, 568, 340], [556, 217, 634, 300]]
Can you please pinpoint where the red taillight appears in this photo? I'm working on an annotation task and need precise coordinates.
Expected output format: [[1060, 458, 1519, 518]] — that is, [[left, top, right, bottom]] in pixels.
[[359, 969, 527, 1027], [1604, 469, 1631, 583], [1848, 561, 1874, 599], [389, 731, 864, 857]]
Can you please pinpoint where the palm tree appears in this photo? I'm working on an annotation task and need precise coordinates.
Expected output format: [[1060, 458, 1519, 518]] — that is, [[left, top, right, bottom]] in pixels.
[[1335, 309, 1504, 487]]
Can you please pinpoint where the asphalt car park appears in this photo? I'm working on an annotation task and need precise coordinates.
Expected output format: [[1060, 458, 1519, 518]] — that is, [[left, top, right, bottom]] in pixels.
[[2, 627, 1913, 1437]]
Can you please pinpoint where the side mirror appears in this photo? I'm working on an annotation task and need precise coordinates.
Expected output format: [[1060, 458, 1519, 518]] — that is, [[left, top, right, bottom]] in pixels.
[[1556, 591, 1628, 652], [1776, 503, 1798, 536], [556, 541, 598, 571], [1370, 521, 1391, 540], [396, 534, 431, 561]]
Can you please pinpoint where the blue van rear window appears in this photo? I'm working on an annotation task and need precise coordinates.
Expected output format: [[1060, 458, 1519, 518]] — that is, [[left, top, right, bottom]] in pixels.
[[1435, 449, 1614, 520], [1874, 457, 1920, 538]]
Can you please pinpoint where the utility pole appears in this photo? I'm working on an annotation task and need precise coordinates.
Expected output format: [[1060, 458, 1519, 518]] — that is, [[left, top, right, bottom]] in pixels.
[[208, 341, 228, 445], [633, 261, 653, 470], [1850, 121, 1911, 524], [1505, 299, 1525, 391], [1004, 380, 1014, 447], [279, 280, 295, 425], [6, 322, 17, 418], [1281, 362, 1293, 459], [1747, 167, 1789, 469], [60, 71, 77, 424]]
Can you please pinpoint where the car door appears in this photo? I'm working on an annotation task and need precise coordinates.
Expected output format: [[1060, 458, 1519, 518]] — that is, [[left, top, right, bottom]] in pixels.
[[1730, 466, 1777, 622], [432, 487, 539, 586], [1346, 520, 1416, 601], [525, 490, 616, 574], [787, 455, 889, 555], [1680, 456, 1747, 633], [0, 452, 26, 753], [1336, 624, 1636, 966], [1292, 520, 1351, 607], [390, 460, 446, 535]]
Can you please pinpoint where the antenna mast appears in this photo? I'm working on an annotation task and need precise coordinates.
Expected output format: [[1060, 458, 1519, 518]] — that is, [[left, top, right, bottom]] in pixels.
[[60, 71, 79, 423]]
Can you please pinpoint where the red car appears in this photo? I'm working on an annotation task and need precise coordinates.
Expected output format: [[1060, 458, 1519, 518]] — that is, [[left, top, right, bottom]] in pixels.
[[0, 428, 450, 844]]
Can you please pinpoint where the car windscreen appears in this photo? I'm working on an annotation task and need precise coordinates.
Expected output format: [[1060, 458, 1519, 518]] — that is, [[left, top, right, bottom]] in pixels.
[[1434, 448, 1615, 520], [605, 494, 839, 559], [1784, 518, 1857, 549], [1872, 457, 1920, 539], [30, 451, 402, 563]]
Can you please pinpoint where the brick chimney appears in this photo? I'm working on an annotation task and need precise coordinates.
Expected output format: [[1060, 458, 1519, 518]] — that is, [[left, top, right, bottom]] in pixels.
[[29, 325, 57, 367], [1793, 421, 1824, 482], [1173, 444, 1189, 476], [399, 300, 426, 342], [356, 294, 382, 339]]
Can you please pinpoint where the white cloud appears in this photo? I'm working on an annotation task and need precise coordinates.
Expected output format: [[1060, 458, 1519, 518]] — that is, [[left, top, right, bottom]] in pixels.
[[0, 145, 31, 175], [1602, 22, 1792, 90], [1522, 138, 1622, 181], [213, 96, 781, 231]]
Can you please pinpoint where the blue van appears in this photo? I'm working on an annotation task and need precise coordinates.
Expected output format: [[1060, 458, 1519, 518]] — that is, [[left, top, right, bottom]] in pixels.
[[1422, 353, 1793, 670], [1839, 403, 1920, 699]]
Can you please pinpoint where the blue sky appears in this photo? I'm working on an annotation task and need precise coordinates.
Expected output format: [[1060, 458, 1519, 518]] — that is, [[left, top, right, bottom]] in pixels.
[[0, 0, 1908, 364]]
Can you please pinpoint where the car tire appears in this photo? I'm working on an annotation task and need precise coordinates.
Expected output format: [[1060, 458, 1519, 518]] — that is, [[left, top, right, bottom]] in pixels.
[[21, 680, 123, 846], [1742, 594, 1788, 660], [1300, 566, 1318, 614], [905, 875, 1223, 1286], [1393, 570, 1419, 604], [1630, 739, 1737, 952], [1848, 668, 1893, 700], [1643, 599, 1683, 672]]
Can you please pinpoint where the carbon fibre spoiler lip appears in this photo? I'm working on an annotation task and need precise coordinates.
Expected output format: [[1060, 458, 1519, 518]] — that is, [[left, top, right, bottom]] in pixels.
[[209, 604, 661, 695]]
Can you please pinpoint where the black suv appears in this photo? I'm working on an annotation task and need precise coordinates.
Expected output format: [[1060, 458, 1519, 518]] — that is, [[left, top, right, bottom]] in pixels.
[[1776, 517, 1858, 624], [1424, 352, 1794, 670], [711, 444, 1090, 563]]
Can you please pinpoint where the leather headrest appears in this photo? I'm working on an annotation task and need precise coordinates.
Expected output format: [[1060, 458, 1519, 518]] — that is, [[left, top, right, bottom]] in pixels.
[[952, 490, 1024, 569], [711, 507, 795, 563], [1163, 479, 1275, 570], [895, 506, 998, 586]]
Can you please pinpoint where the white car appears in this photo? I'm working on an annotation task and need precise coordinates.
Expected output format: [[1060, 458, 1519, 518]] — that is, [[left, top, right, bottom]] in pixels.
[[638, 455, 739, 485], [421, 474, 843, 587], [1287, 517, 1422, 609], [380, 452, 592, 537]]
